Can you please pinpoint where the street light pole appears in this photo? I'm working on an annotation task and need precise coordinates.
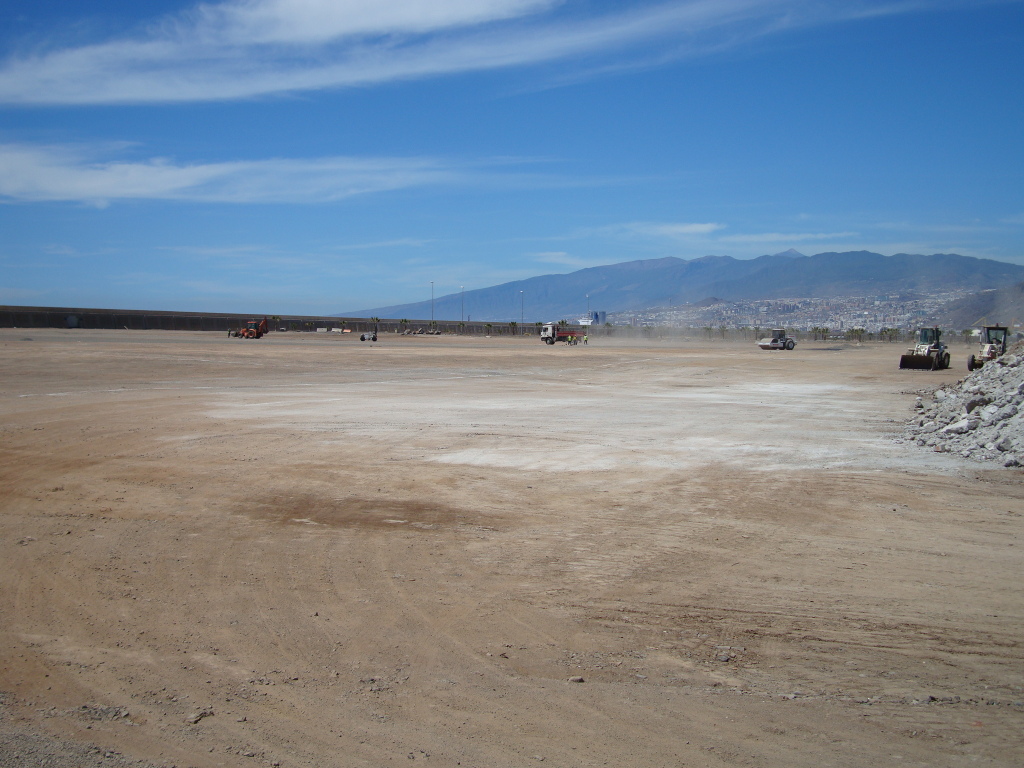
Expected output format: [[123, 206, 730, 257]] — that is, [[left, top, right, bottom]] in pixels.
[[520, 290, 524, 332], [461, 286, 464, 324], [430, 281, 434, 325]]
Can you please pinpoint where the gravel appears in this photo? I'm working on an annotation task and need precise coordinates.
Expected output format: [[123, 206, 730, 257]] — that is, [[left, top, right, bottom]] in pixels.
[[903, 343, 1024, 467], [0, 711, 158, 768]]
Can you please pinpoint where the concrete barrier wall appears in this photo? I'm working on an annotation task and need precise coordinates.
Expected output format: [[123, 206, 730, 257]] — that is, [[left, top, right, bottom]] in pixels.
[[1, 307, 250, 332], [0, 306, 574, 337]]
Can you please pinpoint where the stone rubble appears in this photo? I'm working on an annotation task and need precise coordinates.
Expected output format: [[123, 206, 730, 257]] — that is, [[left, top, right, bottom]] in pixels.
[[903, 343, 1024, 467]]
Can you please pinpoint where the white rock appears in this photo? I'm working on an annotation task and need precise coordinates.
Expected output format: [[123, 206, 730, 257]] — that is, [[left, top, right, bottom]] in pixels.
[[942, 419, 974, 435]]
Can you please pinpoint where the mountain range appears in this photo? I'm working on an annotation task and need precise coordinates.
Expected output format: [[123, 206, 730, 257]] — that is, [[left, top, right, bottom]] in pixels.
[[341, 250, 1024, 322]]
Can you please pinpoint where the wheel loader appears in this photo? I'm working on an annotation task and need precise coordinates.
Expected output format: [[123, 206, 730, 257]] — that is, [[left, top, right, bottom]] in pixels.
[[967, 325, 1008, 371], [899, 327, 950, 370]]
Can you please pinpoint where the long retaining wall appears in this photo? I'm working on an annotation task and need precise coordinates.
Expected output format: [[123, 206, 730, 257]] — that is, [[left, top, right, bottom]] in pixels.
[[0, 305, 575, 337]]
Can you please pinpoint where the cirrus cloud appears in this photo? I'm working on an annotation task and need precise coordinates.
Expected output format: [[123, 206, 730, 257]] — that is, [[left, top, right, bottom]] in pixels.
[[0, 0, 986, 105], [194, 0, 559, 45], [623, 221, 727, 237], [717, 230, 858, 243], [0, 142, 480, 204]]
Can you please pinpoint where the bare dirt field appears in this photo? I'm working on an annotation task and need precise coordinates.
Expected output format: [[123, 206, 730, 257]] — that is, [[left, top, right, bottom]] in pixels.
[[1, 328, 1022, 768]]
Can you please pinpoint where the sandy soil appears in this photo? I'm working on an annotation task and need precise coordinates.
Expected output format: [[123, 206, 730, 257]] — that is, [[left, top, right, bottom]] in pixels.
[[1, 329, 1022, 768]]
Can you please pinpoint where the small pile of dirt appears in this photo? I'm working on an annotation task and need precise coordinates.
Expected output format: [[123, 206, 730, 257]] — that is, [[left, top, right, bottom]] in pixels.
[[904, 344, 1024, 467]]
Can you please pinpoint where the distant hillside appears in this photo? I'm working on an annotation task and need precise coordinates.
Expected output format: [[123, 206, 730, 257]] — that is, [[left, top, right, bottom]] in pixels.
[[341, 251, 1024, 322], [937, 282, 1024, 329]]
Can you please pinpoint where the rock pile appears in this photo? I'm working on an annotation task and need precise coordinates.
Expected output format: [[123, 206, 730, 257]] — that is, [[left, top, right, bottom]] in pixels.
[[903, 344, 1024, 467]]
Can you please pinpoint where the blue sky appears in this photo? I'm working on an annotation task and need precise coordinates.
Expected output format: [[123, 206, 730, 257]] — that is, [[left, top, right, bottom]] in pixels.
[[1, 0, 1022, 315]]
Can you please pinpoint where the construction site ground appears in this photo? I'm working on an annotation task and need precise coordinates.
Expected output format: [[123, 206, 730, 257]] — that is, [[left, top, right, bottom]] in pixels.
[[1, 329, 1022, 768]]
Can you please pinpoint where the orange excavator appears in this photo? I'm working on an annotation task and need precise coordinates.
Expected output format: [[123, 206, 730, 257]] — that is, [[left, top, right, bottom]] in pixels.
[[232, 318, 268, 339]]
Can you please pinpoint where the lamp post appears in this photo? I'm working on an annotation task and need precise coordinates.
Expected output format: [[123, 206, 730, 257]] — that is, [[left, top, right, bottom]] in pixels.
[[520, 290, 524, 333], [461, 286, 464, 324], [430, 281, 434, 325]]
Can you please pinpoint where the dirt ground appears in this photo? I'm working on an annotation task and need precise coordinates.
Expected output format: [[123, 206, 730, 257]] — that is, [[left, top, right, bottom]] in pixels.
[[1, 328, 1022, 768]]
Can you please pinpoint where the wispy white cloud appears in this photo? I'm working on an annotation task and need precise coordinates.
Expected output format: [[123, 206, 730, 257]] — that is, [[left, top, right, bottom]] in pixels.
[[195, 0, 559, 45], [572, 219, 871, 258], [533, 250, 591, 267], [624, 221, 726, 237], [0, 142, 493, 204], [0, 0, 981, 104], [569, 212, 1024, 262], [718, 230, 858, 243], [158, 243, 286, 257], [582, 220, 726, 240], [327, 238, 433, 251], [874, 219, 1008, 235]]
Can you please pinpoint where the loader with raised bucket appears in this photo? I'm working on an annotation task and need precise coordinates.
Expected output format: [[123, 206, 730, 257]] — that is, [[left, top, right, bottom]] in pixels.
[[899, 327, 950, 370], [967, 325, 1008, 371]]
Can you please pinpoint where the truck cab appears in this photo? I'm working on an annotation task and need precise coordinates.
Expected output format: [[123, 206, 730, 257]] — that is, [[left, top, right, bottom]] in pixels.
[[540, 322, 576, 344]]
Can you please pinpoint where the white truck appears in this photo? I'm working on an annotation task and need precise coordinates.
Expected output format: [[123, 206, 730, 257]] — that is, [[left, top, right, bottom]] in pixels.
[[540, 323, 583, 345]]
